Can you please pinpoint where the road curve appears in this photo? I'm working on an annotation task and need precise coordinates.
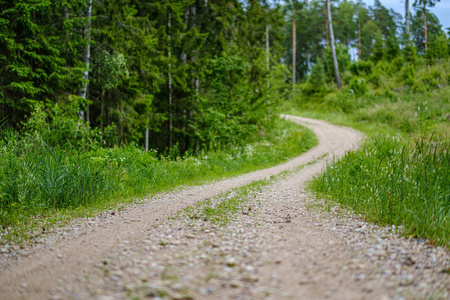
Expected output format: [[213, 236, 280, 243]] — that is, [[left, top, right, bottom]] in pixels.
[[0, 116, 364, 299]]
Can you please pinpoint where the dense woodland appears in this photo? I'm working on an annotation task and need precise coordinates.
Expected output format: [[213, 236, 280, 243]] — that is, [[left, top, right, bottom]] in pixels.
[[1, 0, 287, 154], [1, 0, 448, 154], [1, 1, 449, 246]]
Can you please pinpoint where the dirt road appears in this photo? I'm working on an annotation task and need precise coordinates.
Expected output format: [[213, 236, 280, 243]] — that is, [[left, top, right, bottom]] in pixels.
[[0, 116, 448, 300]]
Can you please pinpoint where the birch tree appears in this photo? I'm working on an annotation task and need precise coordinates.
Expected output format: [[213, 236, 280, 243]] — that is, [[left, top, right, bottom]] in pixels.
[[79, 0, 92, 121], [266, 22, 270, 122], [292, 6, 296, 95], [405, 0, 411, 39], [326, 0, 342, 89]]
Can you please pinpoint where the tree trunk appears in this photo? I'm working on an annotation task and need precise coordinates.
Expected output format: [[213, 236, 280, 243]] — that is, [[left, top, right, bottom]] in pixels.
[[325, 6, 329, 47], [292, 7, 296, 96], [423, 0, 427, 53], [327, 0, 342, 89], [168, 12, 173, 150], [145, 119, 149, 152], [405, 0, 410, 39], [100, 94, 104, 130], [266, 22, 270, 122], [79, 0, 92, 121], [358, 23, 361, 60]]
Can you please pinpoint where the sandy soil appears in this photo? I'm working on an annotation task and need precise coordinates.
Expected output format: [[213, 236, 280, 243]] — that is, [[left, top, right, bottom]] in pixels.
[[0, 116, 448, 300]]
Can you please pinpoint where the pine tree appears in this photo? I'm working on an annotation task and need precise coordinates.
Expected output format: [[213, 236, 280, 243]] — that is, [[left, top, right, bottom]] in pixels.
[[0, 0, 80, 125], [413, 0, 441, 54]]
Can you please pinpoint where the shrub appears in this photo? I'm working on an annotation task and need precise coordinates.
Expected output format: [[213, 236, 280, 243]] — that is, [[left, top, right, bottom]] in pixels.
[[347, 78, 369, 97], [349, 60, 374, 76]]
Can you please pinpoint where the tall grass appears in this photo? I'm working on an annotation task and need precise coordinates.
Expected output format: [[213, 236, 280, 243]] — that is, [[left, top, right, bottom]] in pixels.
[[0, 117, 316, 240], [287, 58, 450, 247], [311, 135, 449, 247]]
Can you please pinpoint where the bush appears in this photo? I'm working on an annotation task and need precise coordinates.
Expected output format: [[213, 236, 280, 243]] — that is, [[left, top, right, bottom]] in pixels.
[[22, 103, 117, 151], [402, 64, 416, 87], [347, 78, 369, 97], [349, 60, 374, 76]]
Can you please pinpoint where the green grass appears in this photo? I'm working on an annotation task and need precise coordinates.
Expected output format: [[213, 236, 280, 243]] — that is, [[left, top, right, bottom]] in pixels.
[[286, 59, 450, 247], [310, 135, 449, 247], [0, 116, 317, 243], [181, 179, 267, 226], [179, 156, 322, 227]]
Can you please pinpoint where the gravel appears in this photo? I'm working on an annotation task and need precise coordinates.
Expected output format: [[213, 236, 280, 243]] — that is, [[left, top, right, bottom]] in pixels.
[[0, 116, 448, 300], [49, 176, 450, 300]]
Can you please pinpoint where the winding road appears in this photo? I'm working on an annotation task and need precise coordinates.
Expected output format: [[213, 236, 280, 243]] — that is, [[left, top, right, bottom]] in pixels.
[[0, 116, 448, 300]]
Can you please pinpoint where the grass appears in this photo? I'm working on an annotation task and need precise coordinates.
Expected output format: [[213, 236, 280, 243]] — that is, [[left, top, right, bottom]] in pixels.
[[0, 116, 317, 243], [179, 156, 322, 226], [286, 58, 450, 247], [310, 135, 449, 247], [181, 179, 267, 225]]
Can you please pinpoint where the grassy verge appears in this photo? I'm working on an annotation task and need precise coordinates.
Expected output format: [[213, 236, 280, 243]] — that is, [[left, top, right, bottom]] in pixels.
[[286, 63, 450, 247], [0, 117, 317, 243], [310, 135, 449, 247]]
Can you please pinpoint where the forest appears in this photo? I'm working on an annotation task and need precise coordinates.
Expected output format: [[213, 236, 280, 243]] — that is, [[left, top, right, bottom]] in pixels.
[[0, 0, 449, 246], [2, 0, 447, 153]]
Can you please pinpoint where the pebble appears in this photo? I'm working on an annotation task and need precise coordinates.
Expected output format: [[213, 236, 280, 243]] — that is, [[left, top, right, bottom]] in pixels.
[[3, 168, 449, 300]]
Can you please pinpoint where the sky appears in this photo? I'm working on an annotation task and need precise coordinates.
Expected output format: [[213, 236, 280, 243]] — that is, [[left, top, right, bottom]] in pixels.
[[364, 0, 450, 33]]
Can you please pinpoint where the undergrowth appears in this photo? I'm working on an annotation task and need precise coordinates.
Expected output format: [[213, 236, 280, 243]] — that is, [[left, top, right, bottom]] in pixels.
[[0, 115, 316, 243], [291, 58, 450, 247]]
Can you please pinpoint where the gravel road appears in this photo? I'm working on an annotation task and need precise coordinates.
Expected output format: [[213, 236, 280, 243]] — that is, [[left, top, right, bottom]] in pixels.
[[0, 116, 448, 300]]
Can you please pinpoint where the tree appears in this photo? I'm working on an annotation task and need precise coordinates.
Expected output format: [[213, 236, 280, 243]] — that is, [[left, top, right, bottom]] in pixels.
[[413, 0, 441, 53], [282, 1, 324, 83], [79, 0, 92, 121], [405, 0, 411, 39], [371, 31, 386, 62], [334, 0, 358, 48], [371, 0, 399, 39], [326, 0, 342, 89], [0, 0, 85, 125], [355, 1, 370, 60], [426, 33, 449, 59], [361, 20, 380, 60], [411, 7, 444, 54]]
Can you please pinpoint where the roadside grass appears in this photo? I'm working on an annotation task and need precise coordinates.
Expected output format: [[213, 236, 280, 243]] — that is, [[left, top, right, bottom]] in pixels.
[[310, 135, 449, 247], [0, 117, 317, 243], [285, 62, 450, 247]]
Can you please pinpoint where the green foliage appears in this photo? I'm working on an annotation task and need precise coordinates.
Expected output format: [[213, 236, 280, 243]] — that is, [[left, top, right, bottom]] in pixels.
[[371, 31, 386, 62], [334, 0, 358, 47], [426, 34, 449, 59], [402, 64, 417, 87], [349, 60, 374, 76], [324, 44, 351, 77], [22, 103, 116, 151], [411, 7, 445, 55], [311, 135, 449, 247], [403, 43, 419, 65], [0, 117, 316, 240], [296, 56, 450, 247], [0, 0, 285, 155], [0, 0, 85, 124], [347, 77, 369, 97]]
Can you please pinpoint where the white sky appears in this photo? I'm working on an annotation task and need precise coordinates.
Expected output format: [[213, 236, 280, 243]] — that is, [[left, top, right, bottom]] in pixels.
[[363, 0, 450, 33]]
